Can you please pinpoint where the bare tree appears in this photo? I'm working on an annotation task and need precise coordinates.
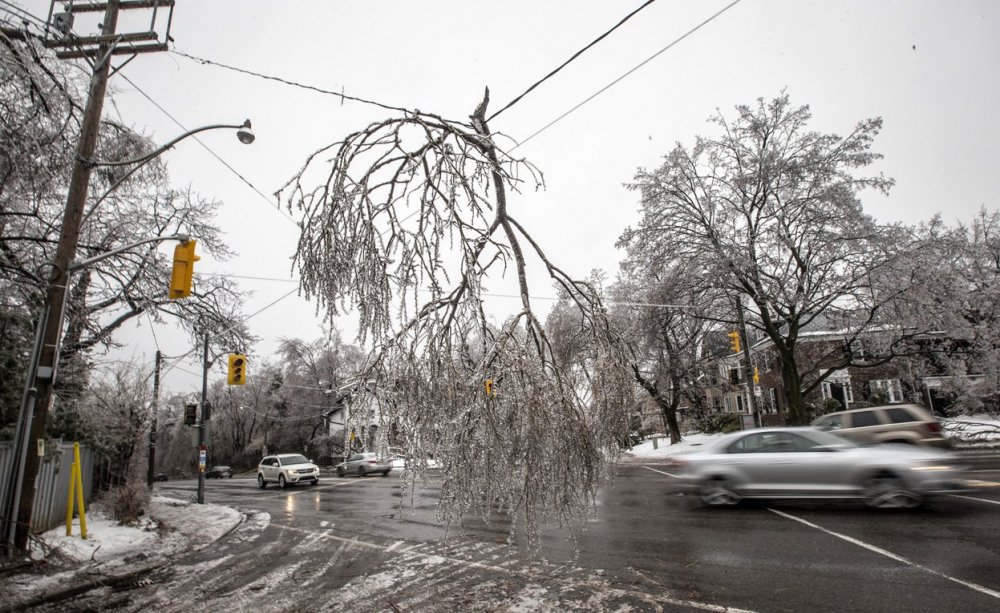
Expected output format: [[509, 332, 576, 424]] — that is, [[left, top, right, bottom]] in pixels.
[[621, 93, 902, 425], [279, 90, 634, 546], [0, 35, 253, 433]]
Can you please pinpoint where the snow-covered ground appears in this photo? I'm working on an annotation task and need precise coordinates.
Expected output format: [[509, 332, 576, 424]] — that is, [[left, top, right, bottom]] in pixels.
[[3, 495, 246, 609]]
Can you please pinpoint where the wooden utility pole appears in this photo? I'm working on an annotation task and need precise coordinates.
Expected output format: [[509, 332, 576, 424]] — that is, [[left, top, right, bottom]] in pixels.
[[147, 350, 162, 488], [13, 0, 122, 551]]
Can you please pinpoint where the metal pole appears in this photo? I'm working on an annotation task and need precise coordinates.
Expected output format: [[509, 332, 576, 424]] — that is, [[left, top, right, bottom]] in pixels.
[[147, 350, 161, 489], [197, 333, 208, 504], [12, 1, 121, 551], [734, 295, 761, 427], [2, 308, 48, 551]]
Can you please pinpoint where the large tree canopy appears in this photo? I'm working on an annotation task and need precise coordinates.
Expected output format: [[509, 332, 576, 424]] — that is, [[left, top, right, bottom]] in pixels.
[[621, 94, 902, 424]]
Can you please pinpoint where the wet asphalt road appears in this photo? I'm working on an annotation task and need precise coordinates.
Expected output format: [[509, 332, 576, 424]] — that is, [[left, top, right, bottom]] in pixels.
[[39, 452, 1000, 612]]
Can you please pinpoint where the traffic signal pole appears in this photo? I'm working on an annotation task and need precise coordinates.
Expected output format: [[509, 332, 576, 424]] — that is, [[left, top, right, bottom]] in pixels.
[[11, 0, 121, 551], [734, 295, 761, 427], [198, 333, 209, 504]]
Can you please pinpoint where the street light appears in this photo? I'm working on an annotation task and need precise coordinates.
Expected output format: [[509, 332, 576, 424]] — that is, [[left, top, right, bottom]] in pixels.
[[4, 120, 254, 552]]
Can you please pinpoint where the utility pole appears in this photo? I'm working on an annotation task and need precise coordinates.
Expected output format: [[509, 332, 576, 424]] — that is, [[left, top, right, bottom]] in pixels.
[[734, 295, 761, 427], [12, 0, 122, 551], [147, 350, 162, 489]]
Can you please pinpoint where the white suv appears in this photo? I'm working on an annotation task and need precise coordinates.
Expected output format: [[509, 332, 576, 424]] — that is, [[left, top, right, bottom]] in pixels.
[[257, 454, 320, 489]]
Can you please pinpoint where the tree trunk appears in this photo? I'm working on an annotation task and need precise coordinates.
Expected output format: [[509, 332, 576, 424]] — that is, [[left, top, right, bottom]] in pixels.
[[779, 351, 808, 425], [631, 365, 683, 444]]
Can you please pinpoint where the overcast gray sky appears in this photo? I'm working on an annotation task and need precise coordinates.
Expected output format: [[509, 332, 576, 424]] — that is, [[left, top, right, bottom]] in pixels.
[[11, 0, 1000, 393]]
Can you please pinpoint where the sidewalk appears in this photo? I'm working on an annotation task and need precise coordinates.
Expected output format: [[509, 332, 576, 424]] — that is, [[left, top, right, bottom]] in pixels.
[[1, 495, 244, 611]]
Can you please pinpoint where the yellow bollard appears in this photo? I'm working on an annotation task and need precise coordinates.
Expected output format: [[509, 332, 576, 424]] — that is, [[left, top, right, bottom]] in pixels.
[[65, 457, 76, 536], [74, 442, 87, 540], [64, 442, 88, 539]]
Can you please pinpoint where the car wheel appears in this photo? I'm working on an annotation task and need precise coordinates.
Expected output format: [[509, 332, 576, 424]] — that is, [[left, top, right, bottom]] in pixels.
[[699, 476, 741, 507], [863, 471, 922, 509], [228, 474, 233, 478], [382, 470, 390, 477], [337, 466, 346, 478], [278, 474, 287, 490], [358, 466, 367, 477], [257, 474, 266, 489]]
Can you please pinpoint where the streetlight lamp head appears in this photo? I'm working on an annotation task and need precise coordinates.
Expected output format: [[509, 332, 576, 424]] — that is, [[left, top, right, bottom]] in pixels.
[[237, 119, 255, 145]]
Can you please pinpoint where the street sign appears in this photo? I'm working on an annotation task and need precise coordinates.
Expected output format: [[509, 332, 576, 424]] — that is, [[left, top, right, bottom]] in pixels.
[[198, 446, 207, 473], [740, 414, 756, 430]]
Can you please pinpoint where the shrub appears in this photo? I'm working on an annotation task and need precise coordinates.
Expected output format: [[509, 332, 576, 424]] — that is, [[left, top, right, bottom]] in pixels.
[[694, 412, 740, 434], [103, 481, 149, 525]]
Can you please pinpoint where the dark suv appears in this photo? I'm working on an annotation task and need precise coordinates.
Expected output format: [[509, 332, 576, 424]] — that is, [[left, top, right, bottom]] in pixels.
[[812, 404, 951, 448], [206, 465, 234, 479]]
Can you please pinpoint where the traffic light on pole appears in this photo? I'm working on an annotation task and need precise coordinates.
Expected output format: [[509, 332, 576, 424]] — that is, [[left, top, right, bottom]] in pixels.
[[484, 379, 494, 397], [727, 330, 741, 354], [228, 354, 247, 385], [168, 240, 199, 300], [183, 403, 198, 426]]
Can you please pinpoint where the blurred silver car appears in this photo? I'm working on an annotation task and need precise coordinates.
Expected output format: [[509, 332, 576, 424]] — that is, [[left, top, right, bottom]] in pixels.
[[336, 452, 392, 477], [668, 427, 968, 509]]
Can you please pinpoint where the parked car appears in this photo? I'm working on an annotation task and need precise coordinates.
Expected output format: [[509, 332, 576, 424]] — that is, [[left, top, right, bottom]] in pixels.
[[668, 427, 968, 509], [257, 454, 320, 489], [336, 452, 392, 477], [153, 472, 169, 482], [812, 404, 951, 449], [206, 465, 234, 479]]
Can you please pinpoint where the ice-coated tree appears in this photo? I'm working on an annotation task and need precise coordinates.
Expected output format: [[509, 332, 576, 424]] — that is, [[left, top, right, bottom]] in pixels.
[[279, 89, 634, 547], [0, 34, 253, 436], [621, 93, 901, 425]]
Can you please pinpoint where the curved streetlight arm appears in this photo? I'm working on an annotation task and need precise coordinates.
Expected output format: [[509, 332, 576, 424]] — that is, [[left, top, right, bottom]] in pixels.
[[80, 119, 253, 227], [81, 121, 252, 168], [68, 233, 190, 273]]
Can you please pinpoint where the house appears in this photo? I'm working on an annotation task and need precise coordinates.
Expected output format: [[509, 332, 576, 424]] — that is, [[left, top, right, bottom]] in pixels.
[[691, 326, 979, 426]]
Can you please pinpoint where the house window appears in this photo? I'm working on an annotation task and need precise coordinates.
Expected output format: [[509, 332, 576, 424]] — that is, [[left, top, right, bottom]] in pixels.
[[869, 379, 904, 403], [768, 388, 778, 414]]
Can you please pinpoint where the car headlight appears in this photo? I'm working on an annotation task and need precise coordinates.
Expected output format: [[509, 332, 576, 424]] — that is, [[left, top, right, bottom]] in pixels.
[[911, 464, 953, 472]]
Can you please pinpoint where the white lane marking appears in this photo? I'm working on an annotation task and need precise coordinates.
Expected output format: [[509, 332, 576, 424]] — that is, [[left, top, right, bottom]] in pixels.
[[947, 494, 1000, 506], [642, 465, 682, 479], [768, 508, 1000, 601]]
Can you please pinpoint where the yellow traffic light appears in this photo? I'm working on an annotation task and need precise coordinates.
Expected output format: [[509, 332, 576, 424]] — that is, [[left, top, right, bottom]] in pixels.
[[168, 240, 200, 300], [753, 366, 760, 385], [485, 379, 494, 396], [727, 330, 741, 354], [228, 353, 247, 385]]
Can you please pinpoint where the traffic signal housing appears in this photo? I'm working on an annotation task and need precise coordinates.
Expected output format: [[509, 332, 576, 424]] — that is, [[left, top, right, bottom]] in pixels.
[[727, 330, 741, 354], [183, 403, 198, 426], [484, 378, 494, 397], [228, 354, 247, 385], [169, 240, 199, 299]]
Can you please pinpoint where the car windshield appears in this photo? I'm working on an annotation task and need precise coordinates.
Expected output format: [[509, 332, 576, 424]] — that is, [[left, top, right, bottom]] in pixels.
[[279, 455, 309, 465]]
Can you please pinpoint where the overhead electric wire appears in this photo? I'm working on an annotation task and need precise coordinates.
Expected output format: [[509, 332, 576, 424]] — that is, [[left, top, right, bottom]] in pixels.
[[487, 0, 658, 122], [515, 0, 743, 150], [170, 48, 414, 116], [115, 72, 299, 225]]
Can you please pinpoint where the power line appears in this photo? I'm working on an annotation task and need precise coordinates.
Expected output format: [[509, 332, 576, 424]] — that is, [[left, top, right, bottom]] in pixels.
[[515, 0, 744, 150], [115, 72, 300, 226], [488, 0, 658, 122], [170, 48, 414, 116]]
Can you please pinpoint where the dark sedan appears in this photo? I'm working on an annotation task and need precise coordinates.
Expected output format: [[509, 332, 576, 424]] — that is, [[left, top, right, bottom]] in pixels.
[[668, 427, 970, 509], [206, 465, 234, 479]]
